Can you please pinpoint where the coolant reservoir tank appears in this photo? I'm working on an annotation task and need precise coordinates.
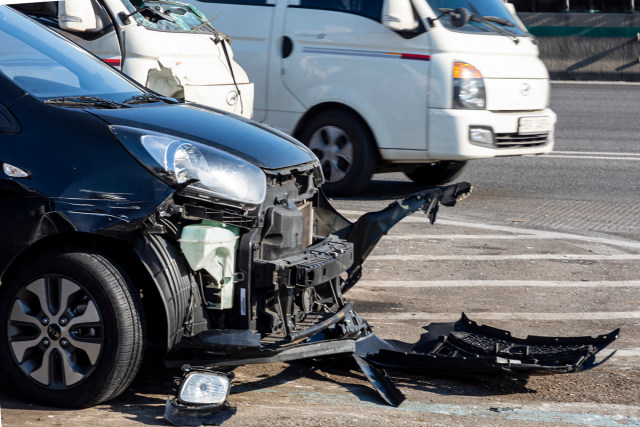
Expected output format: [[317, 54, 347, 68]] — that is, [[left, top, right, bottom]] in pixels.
[[179, 221, 240, 309]]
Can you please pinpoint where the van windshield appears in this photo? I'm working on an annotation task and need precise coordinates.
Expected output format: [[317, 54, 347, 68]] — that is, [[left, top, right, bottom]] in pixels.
[[121, 0, 216, 33], [0, 6, 142, 101], [424, 0, 527, 36]]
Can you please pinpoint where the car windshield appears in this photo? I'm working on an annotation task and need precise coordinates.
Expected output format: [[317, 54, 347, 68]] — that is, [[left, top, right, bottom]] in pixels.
[[423, 0, 527, 36], [0, 6, 143, 102], [121, 0, 216, 33]]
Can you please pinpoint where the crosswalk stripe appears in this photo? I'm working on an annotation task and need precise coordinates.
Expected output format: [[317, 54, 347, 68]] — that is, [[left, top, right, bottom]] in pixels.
[[356, 280, 640, 288], [362, 312, 640, 321], [543, 155, 640, 161], [383, 234, 549, 240], [339, 210, 640, 250], [367, 254, 640, 261]]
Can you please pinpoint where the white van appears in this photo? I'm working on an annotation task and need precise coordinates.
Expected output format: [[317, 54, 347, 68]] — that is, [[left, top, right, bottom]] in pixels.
[[13, 0, 254, 118], [184, 0, 556, 195]]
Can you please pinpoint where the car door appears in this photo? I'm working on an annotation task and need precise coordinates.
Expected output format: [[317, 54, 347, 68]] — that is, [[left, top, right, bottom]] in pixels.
[[281, 0, 431, 151], [187, 0, 278, 122]]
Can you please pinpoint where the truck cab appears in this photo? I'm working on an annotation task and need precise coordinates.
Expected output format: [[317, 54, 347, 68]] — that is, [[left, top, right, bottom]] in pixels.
[[13, 0, 255, 118], [183, 0, 556, 195]]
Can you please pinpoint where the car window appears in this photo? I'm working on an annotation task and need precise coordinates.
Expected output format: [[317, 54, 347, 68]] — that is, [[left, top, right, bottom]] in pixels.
[[423, 0, 527, 36], [119, 0, 222, 32], [298, 0, 384, 22], [0, 6, 142, 101]]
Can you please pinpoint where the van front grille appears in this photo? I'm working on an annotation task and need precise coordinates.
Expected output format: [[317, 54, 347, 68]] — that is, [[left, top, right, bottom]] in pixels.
[[495, 132, 548, 149], [296, 201, 314, 249]]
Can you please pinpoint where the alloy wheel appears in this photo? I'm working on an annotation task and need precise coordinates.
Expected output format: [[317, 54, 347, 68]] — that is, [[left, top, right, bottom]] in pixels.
[[7, 275, 104, 389], [307, 126, 354, 183]]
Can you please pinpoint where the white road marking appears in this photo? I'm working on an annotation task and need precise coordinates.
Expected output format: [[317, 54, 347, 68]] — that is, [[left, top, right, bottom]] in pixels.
[[543, 155, 640, 161], [367, 254, 640, 261], [357, 280, 640, 288], [363, 311, 640, 321], [383, 234, 549, 240], [597, 348, 640, 360], [553, 151, 640, 156], [339, 210, 640, 250]]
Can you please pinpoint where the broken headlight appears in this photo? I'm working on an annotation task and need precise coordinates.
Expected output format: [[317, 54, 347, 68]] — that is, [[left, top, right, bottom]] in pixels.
[[111, 125, 266, 205]]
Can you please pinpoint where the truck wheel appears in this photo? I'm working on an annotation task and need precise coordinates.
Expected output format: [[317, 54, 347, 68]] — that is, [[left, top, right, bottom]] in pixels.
[[0, 248, 146, 408], [300, 110, 377, 196], [404, 161, 467, 186]]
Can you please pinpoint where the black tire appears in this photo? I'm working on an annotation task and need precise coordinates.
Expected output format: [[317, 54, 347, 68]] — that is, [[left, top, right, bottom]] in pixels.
[[404, 161, 468, 186], [300, 110, 377, 197], [0, 247, 146, 408]]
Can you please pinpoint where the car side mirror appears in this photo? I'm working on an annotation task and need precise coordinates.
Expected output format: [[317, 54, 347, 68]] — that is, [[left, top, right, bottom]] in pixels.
[[382, 0, 418, 32], [58, 0, 97, 32]]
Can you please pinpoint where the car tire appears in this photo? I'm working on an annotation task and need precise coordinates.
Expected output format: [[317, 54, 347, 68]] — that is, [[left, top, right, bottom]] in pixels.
[[300, 110, 377, 197], [0, 247, 146, 408], [404, 161, 468, 186]]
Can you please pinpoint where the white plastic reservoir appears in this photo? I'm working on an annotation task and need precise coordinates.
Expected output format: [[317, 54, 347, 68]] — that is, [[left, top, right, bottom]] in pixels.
[[179, 220, 240, 309]]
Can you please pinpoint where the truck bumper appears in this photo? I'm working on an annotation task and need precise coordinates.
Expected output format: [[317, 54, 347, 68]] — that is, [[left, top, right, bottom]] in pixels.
[[426, 108, 557, 160]]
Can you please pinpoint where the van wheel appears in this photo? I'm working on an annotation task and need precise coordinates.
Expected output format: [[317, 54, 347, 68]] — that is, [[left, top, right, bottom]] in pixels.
[[0, 248, 145, 408], [300, 111, 377, 196], [404, 161, 467, 186]]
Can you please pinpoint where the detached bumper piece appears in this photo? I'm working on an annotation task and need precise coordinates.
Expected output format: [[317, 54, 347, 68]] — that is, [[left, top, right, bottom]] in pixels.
[[164, 366, 236, 426], [356, 313, 620, 375]]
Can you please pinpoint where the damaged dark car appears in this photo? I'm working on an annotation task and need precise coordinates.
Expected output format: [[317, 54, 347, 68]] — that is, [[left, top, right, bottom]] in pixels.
[[0, 5, 619, 421]]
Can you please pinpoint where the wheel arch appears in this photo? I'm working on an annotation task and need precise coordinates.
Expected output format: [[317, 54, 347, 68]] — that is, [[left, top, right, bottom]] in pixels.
[[0, 232, 168, 347]]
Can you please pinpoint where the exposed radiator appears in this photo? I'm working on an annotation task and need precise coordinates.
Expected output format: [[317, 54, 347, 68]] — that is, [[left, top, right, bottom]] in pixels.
[[296, 201, 314, 249]]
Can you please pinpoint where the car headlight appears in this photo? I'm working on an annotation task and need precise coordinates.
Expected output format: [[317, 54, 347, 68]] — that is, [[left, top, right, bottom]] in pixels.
[[453, 62, 486, 109], [111, 125, 266, 205]]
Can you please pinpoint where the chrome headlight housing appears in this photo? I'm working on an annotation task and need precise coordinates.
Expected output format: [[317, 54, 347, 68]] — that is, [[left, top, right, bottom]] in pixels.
[[453, 62, 486, 110], [111, 126, 267, 205]]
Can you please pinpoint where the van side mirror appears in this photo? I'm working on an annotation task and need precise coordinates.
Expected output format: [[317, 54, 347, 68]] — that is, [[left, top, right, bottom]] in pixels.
[[382, 0, 418, 32], [58, 0, 97, 32]]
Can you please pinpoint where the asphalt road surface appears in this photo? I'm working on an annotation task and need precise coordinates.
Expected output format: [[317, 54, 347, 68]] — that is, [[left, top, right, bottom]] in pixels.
[[2, 82, 640, 426]]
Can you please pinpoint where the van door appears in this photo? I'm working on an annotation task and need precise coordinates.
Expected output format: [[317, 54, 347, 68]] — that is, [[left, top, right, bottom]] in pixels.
[[188, 0, 277, 122], [281, 0, 431, 151]]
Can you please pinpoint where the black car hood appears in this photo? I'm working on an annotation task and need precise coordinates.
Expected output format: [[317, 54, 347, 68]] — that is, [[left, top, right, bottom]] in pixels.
[[89, 103, 316, 170]]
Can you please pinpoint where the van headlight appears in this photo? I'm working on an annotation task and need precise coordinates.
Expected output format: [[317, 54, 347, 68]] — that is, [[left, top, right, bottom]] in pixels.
[[453, 62, 486, 110], [111, 126, 266, 205]]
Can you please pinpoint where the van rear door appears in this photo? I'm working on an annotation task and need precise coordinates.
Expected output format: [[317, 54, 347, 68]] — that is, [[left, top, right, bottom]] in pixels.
[[281, 0, 431, 151]]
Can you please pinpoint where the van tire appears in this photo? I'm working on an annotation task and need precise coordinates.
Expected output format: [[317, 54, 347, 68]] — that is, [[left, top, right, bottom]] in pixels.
[[300, 111, 377, 196], [0, 247, 146, 408], [405, 161, 468, 186]]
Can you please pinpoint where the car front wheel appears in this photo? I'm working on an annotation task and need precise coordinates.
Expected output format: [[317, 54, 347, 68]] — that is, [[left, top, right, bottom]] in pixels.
[[0, 247, 145, 408]]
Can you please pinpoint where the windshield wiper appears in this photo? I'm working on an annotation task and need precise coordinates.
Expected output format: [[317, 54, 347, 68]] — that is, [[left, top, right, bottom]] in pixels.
[[465, 3, 520, 44], [433, 7, 520, 44], [123, 93, 180, 105], [44, 96, 130, 109]]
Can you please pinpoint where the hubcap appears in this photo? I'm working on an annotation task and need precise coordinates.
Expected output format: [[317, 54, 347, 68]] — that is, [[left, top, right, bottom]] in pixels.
[[307, 126, 354, 183], [7, 276, 104, 389]]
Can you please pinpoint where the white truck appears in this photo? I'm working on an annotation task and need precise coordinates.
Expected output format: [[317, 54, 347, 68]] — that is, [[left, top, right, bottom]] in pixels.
[[184, 0, 556, 195], [13, 0, 254, 118]]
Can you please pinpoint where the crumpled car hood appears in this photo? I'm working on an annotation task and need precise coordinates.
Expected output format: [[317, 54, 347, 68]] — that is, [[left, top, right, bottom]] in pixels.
[[89, 103, 316, 170]]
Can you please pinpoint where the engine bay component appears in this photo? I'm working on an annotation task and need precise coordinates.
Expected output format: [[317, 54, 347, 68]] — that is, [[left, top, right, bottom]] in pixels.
[[180, 221, 240, 309]]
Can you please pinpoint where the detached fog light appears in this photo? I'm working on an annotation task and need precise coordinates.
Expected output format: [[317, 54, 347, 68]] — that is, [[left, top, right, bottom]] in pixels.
[[469, 127, 494, 145], [164, 365, 236, 426], [179, 371, 230, 405]]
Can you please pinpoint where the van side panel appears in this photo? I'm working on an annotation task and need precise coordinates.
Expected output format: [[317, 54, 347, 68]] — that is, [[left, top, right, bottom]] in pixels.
[[280, 7, 431, 151]]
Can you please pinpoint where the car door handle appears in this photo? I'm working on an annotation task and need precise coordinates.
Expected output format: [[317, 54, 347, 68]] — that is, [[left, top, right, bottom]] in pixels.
[[282, 36, 293, 59]]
